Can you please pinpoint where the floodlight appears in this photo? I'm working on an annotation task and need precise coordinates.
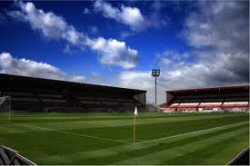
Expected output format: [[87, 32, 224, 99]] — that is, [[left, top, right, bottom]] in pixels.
[[152, 69, 160, 77]]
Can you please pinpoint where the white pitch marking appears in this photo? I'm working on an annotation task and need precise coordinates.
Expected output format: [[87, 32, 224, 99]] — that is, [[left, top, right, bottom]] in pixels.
[[135, 121, 248, 144], [17, 123, 130, 144], [17, 121, 248, 146]]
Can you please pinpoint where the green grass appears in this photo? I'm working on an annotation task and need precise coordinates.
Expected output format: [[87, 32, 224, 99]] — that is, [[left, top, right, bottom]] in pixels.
[[0, 112, 249, 165]]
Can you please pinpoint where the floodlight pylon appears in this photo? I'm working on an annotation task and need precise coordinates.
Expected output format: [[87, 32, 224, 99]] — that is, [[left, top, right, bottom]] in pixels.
[[152, 69, 160, 112]]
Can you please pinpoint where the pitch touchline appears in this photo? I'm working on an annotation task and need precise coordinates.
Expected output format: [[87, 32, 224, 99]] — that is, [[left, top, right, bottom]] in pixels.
[[17, 123, 130, 144], [135, 121, 248, 144]]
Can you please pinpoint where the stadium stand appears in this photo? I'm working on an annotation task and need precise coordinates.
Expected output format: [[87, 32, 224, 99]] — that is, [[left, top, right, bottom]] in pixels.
[[165, 85, 249, 112], [0, 74, 146, 112]]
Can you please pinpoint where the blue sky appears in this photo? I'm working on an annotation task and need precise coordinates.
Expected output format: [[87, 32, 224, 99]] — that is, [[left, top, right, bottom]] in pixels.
[[0, 0, 249, 103]]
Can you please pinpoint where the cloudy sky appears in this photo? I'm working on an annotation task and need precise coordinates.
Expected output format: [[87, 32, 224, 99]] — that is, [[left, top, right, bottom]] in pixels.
[[0, 0, 249, 104]]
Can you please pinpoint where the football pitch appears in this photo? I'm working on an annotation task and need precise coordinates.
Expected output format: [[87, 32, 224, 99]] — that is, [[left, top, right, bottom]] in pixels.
[[0, 112, 249, 165]]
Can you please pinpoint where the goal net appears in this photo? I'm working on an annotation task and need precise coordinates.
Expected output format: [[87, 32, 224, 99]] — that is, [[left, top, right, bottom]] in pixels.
[[0, 96, 11, 124]]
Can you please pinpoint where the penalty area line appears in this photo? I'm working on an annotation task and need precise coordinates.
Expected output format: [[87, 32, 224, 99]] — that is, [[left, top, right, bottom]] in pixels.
[[17, 123, 130, 145], [135, 121, 248, 144]]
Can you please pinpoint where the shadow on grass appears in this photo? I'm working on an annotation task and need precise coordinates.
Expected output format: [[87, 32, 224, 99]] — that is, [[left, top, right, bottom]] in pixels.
[[75, 123, 248, 164]]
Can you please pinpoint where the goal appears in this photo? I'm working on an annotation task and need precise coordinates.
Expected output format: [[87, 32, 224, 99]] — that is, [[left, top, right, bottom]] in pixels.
[[0, 96, 11, 124]]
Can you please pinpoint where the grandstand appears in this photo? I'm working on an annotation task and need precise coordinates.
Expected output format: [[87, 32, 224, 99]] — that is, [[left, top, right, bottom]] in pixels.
[[0, 74, 146, 112], [165, 85, 249, 112]]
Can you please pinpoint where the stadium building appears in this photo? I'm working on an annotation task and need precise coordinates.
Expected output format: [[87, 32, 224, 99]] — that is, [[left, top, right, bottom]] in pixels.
[[165, 85, 249, 112], [0, 74, 146, 112]]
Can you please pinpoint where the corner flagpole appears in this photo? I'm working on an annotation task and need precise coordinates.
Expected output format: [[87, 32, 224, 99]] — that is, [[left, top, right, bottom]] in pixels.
[[133, 106, 138, 143], [133, 115, 136, 143]]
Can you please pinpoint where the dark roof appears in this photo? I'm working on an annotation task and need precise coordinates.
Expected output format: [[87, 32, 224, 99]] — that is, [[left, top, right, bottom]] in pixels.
[[0, 73, 146, 95], [166, 85, 249, 94]]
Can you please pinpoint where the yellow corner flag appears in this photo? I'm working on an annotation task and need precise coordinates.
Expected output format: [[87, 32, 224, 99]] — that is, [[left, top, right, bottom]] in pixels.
[[133, 106, 138, 143]]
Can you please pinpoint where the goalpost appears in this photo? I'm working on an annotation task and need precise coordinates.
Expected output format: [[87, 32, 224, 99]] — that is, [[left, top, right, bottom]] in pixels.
[[0, 96, 11, 124]]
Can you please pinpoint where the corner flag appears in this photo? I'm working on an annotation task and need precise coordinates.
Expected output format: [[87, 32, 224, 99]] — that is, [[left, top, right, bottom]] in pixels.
[[133, 106, 138, 143], [134, 106, 138, 116]]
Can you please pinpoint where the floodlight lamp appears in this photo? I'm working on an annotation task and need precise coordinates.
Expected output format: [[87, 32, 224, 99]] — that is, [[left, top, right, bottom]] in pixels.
[[152, 69, 160, 77]]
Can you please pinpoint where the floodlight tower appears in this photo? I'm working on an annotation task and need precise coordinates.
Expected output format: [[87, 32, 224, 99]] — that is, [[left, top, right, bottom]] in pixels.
[[152, 69, 160, 112]]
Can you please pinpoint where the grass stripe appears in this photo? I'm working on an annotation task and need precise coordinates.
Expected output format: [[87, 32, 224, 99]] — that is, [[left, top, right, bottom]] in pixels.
[[17, 123, 129, 144], [17, 114, 246, 141], [73, 123, 248, 164], [11, 112, 246, 124], [160, 129, 248, 165], [0, 112, 248, 164], [116, 126, 248, 165], [63, 121, 248, 163], [136, 121, 248, 144]]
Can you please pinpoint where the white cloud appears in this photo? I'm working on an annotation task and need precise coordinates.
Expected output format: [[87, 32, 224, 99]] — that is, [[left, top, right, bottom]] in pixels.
[[9, 2, 86, 47], [119, 71, 157, 103], [71, 75, 85, 82], [183, 1, 248, 83], [123, 40, 248, 104], [118, 1, 249, 104], [120, 31, 134, 39], [0, 52, 65, 80], [119, 71, 152, 89], [87, 72, 116, 86], [7, 1, 248, 104], [9, 1, 139, 69], [0, 52, 85, 82], [157, 50, 190, 62], [184, 1, 248, 53], [93, 0, 147, 31], [87, 37, 139, 69], [118, 62, 209, 104], [87, 1, 248, 104], [83, 8, 90, 15]]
